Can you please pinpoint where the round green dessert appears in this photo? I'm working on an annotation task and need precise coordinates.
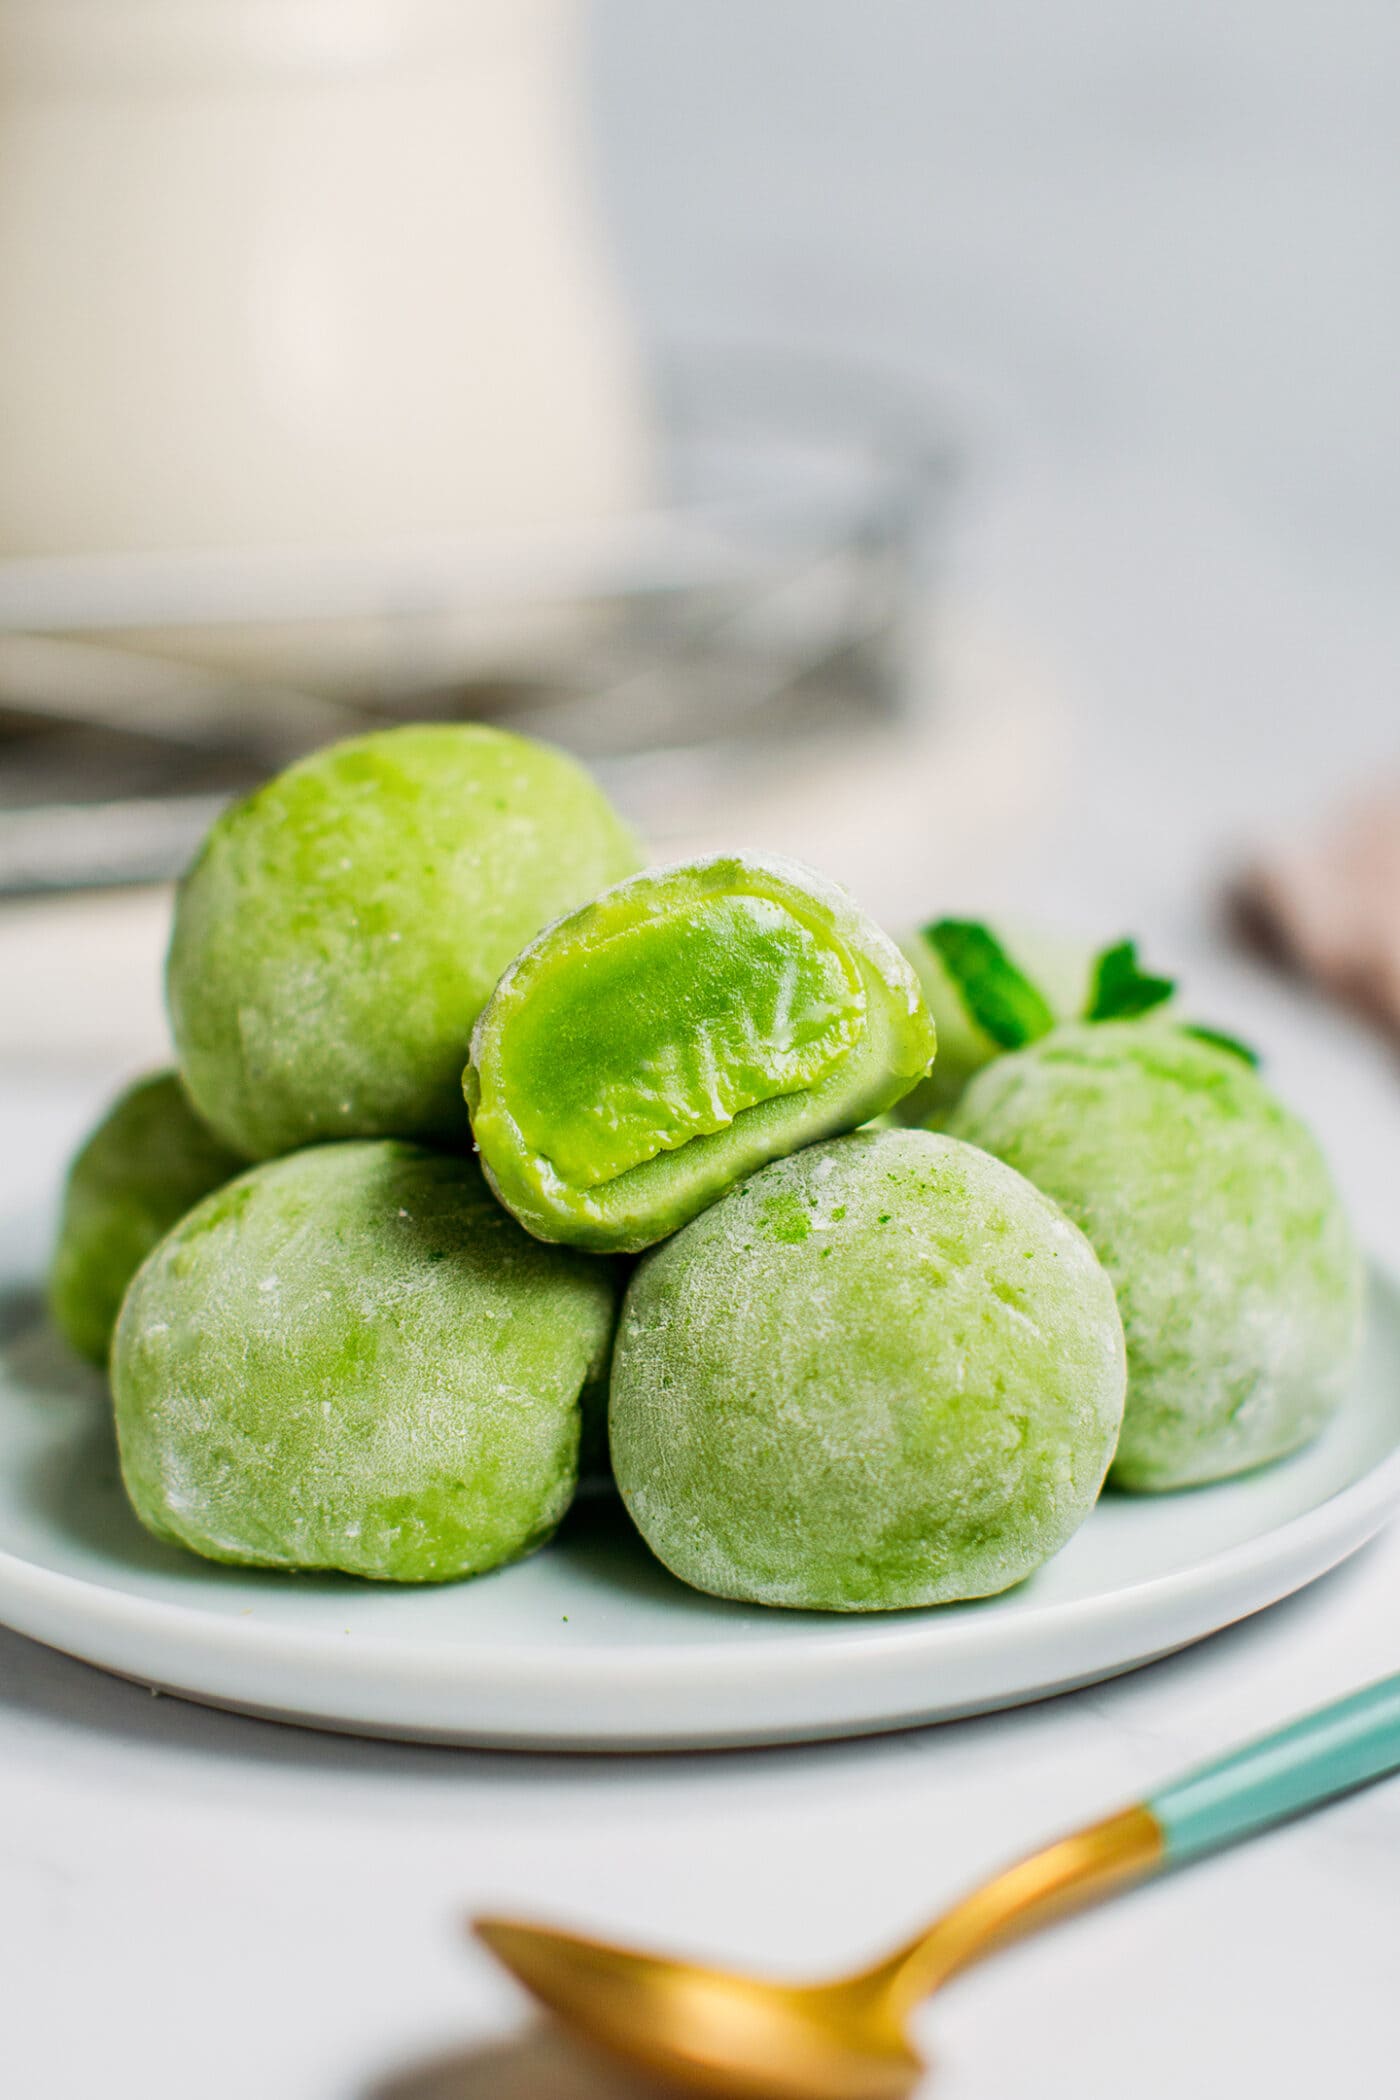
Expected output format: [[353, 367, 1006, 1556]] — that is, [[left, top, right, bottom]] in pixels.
[[112, 1141, 618, 1581], [49, 1070, 246, 1365], [465, 855, 937, 1253], [609, 1128, 1125, 1609], [897, 919, 1095, 1128], [948, 1024, 1364, 1491], [167, 724, 642, 1159]]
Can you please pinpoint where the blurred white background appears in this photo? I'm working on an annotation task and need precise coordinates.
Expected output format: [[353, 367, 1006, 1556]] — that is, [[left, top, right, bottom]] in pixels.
[[593, 0, 1400, 907]]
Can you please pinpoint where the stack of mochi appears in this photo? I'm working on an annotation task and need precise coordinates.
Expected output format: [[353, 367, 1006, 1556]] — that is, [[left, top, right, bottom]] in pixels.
[[50, 727, 1364, 1608]]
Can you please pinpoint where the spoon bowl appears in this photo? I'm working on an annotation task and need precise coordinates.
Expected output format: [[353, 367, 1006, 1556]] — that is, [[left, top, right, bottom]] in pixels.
[[474, 1917, 923, 2100]]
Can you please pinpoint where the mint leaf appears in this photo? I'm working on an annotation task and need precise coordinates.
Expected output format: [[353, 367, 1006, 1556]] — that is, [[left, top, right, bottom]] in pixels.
[[924, 920, 1057, 1050], [1183, 1023, 1260, 1067], [1085, 940, 1175, 1022]]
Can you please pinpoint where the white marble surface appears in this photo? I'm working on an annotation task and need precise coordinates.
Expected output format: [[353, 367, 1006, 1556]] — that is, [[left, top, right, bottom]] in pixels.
[[7, 4, 1400, 2093]]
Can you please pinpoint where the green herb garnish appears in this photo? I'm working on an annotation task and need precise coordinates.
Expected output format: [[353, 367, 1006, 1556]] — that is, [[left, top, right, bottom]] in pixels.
[[925, 920, 1056, 1050], [1182, 1023, 1261, 1067], [1084, 939, 1175, 1023]]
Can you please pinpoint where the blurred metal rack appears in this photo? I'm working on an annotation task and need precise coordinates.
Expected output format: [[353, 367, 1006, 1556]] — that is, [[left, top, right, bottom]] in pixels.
[[0, 348, 956, 895]]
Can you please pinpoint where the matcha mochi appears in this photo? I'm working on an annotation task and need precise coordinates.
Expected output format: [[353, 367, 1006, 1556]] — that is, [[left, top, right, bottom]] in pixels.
[[167, 724, 641, 1159], [465, 855, 936, 1252], [112, 1142, 618, 1580], [610, 1129, 1126, 1609], [49, 1071, 245, 1365], [897, 919, 1096, 1128], [949, 1024, 1364, 1490]]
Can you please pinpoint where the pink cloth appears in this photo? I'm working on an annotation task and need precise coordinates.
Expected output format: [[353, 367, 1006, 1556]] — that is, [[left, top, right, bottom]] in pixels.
[[1236, 783, 1400, 1037]]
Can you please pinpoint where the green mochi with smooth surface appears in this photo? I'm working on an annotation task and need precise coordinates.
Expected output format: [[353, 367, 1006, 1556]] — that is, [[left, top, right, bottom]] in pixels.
[[897, 920, 1095, 1128], [112, 1141, 618, 1581], [49, 1070, 246, 1365], [465, 855, 937, 1253], [167, 724, 642, 1159], [609, 1128, 1126, 1609], [947, 1023, 1364, 1491]]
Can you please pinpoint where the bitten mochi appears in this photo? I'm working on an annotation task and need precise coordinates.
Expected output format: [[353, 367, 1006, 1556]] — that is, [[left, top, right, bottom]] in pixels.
[[948, 1024, 1364, 1490], [465, 855, 936, 1253], [112, 1142, 618, 1581], [49, 1070, 245, 1365], [167, 724, 641, 1158], [609, 1128, 1125, 1609]]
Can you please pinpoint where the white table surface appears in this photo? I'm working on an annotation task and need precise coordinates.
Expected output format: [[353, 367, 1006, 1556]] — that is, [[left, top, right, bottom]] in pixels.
[[8, 5, 1400, 2093]]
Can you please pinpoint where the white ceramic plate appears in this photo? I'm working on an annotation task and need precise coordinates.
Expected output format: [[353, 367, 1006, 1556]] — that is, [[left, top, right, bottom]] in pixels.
[[2, 1214, 1397, 1751]]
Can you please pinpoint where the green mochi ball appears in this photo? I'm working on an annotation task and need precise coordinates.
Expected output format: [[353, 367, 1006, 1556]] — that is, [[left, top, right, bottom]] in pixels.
[[947, 1024, 1364, 1491], [609, 1128, 1126, 1609], [167, 724, 642, 1159], [465, 854, 937, 1254], [897, 920, 1095, 1128], [112, 1141, 618, 1582], [49, 1071, 246, 1365]]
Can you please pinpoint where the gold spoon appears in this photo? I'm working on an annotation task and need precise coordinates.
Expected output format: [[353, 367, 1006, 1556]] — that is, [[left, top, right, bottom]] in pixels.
[[475, 1671, 1400, 2098]]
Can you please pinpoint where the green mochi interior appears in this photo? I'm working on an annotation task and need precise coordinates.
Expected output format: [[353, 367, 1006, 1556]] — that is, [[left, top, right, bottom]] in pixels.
[[497, 896, 867, 1188]]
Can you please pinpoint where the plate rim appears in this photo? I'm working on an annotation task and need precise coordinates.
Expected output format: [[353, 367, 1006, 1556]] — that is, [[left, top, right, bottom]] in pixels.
[[1, 1261, 1397, 1745], [2, 1430, 1398, 1687]]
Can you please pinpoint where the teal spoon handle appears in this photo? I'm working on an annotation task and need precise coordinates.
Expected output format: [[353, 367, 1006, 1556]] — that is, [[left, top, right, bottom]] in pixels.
[[1148, 1671, 1400, 1863]]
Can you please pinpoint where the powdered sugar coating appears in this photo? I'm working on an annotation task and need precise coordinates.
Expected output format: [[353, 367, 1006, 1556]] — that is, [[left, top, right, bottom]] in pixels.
[[168, 724, 641, 1159], [610, 1128, 1125, 1609], [49, 1070, 246, 1365], [112, 1142, 618, 1581], [948, 1023, 1364, 1490]]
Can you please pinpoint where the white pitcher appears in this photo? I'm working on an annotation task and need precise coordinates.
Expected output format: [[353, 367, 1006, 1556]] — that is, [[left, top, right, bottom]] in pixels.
[[0, 0, 649, 558]]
